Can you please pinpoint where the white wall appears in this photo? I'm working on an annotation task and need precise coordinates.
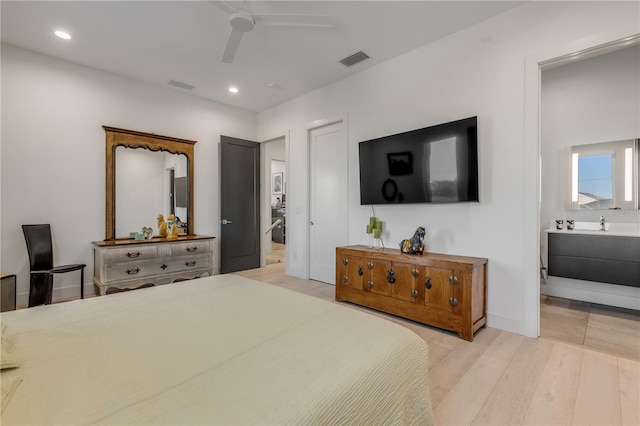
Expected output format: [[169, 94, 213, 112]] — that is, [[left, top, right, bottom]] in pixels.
[[256, 1, 640, 335], [540, 45, 640, 309], [1, 44, 257, 305]]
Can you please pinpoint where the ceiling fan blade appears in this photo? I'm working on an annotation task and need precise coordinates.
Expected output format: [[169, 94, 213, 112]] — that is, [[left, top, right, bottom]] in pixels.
[[221, 28, 244, 63], [254, 14, 332, 28], [209, 0, 237, 16]]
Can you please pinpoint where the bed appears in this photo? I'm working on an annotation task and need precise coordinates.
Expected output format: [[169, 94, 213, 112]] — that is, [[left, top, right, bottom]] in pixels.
[[0, 274, 434, 425]]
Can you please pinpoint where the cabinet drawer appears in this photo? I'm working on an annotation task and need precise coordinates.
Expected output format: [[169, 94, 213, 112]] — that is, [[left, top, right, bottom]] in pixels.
[[168, 240, 211, 257], [106, 254, 211, 282], [164, 254, 211, 272], [106, 245, 158, 262]]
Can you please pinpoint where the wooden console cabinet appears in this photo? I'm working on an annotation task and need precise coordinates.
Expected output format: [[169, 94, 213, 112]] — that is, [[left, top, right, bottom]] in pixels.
[[93, 236, 215, 295], [335, 245, 487, 341]]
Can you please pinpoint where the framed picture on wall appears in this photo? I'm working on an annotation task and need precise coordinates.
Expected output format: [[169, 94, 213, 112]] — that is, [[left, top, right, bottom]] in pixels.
[[272, 172, 283, 195]]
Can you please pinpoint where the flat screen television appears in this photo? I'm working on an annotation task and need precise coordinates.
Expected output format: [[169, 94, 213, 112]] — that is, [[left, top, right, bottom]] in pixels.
[[358, 116, 478, 205]]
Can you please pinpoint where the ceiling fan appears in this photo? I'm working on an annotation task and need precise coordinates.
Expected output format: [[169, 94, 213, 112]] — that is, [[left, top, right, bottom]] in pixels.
[[211, 1, 333, 63]]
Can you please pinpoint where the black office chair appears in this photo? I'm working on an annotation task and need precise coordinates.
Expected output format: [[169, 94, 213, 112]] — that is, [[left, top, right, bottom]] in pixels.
[[22, 224, 86, 307]]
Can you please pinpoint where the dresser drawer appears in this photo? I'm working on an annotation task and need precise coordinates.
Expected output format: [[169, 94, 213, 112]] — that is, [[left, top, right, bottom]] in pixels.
[[169, 240, 211, 257], [105, 254, 211, 282], [106, 245, 158, 262]]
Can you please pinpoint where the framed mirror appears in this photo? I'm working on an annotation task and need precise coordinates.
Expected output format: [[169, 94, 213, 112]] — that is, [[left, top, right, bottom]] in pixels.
[[104, 126, 196, 240], [568, 138, 639, 210]]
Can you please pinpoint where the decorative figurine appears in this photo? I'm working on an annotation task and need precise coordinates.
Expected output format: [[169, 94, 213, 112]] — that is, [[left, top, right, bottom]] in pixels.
[[157, 213, 167, 237], [166, 214, 178, 240], [142, 226, 153, 240], [400, 226, 426, 255]]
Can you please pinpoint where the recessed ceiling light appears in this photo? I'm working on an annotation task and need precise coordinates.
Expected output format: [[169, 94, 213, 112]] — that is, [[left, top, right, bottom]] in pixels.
[[228, 87, 239, 93], [54, 30, 72, 40]]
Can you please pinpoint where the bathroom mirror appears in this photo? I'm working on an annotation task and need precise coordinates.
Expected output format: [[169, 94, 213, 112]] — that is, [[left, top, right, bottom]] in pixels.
[[567, 138, 639, 210], [104, 126, 196, 240]]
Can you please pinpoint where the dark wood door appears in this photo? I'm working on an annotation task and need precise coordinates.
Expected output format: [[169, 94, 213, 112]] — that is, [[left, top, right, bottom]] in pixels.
[[220, 136, 260, 273]]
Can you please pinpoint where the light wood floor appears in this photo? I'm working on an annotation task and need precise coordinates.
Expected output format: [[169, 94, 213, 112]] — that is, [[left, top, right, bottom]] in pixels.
[[236, 263, 640, 426], [265, 242, 285, 265]]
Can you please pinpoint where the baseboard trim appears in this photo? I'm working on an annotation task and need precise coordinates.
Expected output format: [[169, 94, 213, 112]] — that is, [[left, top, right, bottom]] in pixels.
[[487, 312, 525, 336]]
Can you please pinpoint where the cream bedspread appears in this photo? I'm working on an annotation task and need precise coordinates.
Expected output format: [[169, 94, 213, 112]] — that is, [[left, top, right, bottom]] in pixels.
[[0, 274, 433, 425]]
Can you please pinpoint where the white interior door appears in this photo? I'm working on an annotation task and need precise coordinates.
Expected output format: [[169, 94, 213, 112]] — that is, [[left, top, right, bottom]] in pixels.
[[309, 121, 348, 284]]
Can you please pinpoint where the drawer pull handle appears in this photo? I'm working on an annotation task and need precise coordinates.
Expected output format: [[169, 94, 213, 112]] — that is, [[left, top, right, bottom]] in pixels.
[[126, 251, 141, 258], [425, 277, 432, 289], [424, 277, 431, 290], [449, 275, 458, 285], [126, 268, 140, 275], [161, 264, 168, 270], [342, 275, 348, 283], [186, 246, 198, 252], [412, 268, 419, 277], [367, 280, 374, 289], [342, 258, 349, 265], [411, 289, 419, 298], [185, 261, 196, 267], [358, 266, 364, 276], [367, 262, 374, 269], [387, 269, 396, 284], [449, 296, 458, 307]]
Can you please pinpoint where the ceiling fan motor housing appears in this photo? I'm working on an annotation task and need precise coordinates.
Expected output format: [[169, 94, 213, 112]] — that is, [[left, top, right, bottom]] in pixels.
[[230, 11, 255, 32]]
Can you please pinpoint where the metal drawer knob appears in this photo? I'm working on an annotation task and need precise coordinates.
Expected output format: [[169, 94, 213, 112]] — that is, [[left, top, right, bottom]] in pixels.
[[185, 261, 196, 267], [387, 269, 396, 283], [342, 258, 349, 265], [411, 289, 419, 298], [449, 297, 458, 306], [126, 268, 140, 275], [342, 275, 348, 283], [126, 251, 141, 258], [412, 268, 419, 277], [367, 280, 374, 289], [186, 246, 198, 252], [367, 262, 374, 269], [449, 275, 458, 285]]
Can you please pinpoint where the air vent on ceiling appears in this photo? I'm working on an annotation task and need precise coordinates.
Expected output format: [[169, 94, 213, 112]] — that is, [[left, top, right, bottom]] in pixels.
[[339, 51, 370, 67], [168, 80, 195, 90]]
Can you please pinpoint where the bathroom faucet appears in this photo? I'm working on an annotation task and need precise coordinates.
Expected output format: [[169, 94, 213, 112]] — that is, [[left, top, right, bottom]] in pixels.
[[600, 215, 606, 231]]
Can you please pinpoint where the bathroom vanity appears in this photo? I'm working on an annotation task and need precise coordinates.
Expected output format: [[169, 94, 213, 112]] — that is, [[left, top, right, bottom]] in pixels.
[[546, 223, 640, 288]]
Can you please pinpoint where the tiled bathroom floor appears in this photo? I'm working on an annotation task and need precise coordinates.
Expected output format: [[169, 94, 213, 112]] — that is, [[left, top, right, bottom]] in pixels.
[[540, 295, 640, 361]]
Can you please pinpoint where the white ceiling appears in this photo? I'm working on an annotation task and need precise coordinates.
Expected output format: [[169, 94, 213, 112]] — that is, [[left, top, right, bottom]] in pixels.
[[1, 1, 523, 113]]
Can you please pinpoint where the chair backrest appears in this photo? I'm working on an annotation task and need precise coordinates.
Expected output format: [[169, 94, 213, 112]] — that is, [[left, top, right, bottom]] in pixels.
[[22, 224, 54, 271]]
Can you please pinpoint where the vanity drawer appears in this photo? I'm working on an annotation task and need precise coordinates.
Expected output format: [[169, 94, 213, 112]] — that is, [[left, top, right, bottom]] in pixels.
[[106, 245, 158, 262], [105, 254, 211, 282], [169, 240, 211, 257]]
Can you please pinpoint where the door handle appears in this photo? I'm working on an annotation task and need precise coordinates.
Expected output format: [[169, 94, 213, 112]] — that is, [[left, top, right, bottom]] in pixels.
[[310, 221, 314, 225], [221, 219, 233, 225]]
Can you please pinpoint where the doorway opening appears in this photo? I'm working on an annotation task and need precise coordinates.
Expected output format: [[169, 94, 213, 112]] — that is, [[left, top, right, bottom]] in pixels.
[[263, 139, 286, 266], [525, 29, 640, 337]]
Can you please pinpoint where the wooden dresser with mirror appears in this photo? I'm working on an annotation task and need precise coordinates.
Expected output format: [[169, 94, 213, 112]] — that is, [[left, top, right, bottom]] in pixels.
[[93, 126, 214, 295]]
